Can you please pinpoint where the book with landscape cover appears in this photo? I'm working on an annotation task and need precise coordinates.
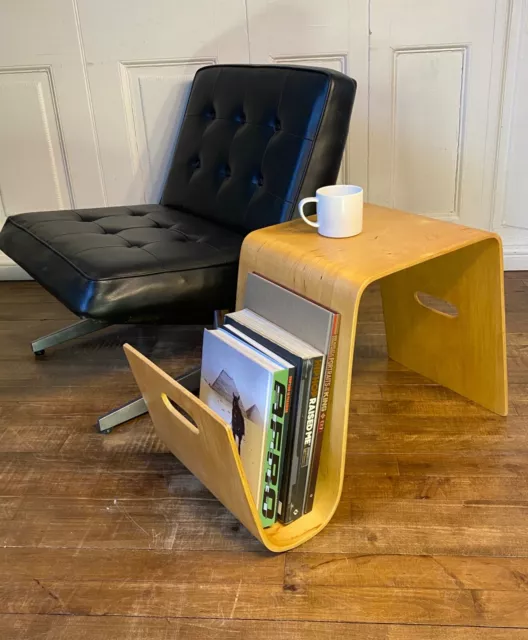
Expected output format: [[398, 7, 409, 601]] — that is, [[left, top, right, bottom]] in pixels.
[[222, 323, 295, 506], [199, 328, 289, 527], [243, 273, 340, 514], [224, 309, 323, 524]]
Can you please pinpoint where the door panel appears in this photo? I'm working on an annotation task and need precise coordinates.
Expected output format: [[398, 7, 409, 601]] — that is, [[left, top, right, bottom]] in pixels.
[[491, 0, 528, 266], [0, 0, 105, 222], [121, 59, 215, 204], [369, 0, 504, 227], [0, 69, 72, 215], [391, 47, 465, 216], [77, 0, 249, 205], [502, 1, 528, 231]]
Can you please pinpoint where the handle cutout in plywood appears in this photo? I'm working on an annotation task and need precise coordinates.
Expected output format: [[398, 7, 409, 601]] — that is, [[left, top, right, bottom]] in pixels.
[[162, 393, 200, 435], [415, 291, 458, 318]]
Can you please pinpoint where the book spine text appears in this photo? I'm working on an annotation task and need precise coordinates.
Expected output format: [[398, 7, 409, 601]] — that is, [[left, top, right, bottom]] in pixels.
[[260, 369, 289, 527], [304, 315, 340, 512]]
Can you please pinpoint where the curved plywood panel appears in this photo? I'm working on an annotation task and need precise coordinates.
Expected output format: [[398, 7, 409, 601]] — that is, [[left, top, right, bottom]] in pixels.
[[125, 204, 507, 551]]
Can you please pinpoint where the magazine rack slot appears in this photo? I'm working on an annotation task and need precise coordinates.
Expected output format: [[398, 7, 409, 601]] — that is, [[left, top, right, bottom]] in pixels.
[[124, 344, 262, 544], [124, 343, 335, 552]]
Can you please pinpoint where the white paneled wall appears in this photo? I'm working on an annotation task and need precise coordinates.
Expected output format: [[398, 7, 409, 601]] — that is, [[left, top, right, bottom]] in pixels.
[[0, 1, 105, 218], [0, 0, 526, 278], [0, 0, 105, 278], [368, 0, 509, 231], [75, 0, 248, 206], [493, 0, 528, 267]]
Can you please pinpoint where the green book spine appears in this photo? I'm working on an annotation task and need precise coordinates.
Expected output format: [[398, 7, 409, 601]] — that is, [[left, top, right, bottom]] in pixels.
[[259, 368, 289, 527]]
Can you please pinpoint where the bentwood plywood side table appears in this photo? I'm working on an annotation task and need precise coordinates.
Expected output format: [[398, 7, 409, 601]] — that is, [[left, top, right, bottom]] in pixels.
[[124, 204, 508, 552]]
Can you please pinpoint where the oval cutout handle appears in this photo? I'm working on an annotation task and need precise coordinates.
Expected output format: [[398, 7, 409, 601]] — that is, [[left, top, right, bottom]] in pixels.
[[415, 291, 458, 318], [162, 393, 200, 435]]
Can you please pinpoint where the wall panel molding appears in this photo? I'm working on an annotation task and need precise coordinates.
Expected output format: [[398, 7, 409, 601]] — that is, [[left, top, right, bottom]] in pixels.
[[119, 57, 216, 203], [0, 65, 73, 213], [390, 46, 467, 219], [270, 53, 347, 73], [493, 0, 528, 232], [72, 0, 108, 206], [0, 187, 6, 220]]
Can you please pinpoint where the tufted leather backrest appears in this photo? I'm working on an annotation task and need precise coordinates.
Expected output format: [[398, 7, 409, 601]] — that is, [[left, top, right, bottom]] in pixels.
[[161, 64, 356, 234]]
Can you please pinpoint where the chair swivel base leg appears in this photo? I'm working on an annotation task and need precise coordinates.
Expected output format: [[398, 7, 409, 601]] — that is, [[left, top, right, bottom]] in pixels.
[[97, 366, 201, 433], [32, 318, 110, 355], [98, 396, 147, 433]]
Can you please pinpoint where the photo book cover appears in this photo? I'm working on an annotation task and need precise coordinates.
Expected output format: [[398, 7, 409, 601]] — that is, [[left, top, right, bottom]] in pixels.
[[200, 330, 272, 502]]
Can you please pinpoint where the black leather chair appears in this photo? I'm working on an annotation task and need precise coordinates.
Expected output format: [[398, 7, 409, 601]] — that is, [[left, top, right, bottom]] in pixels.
[[0, 64, 356, 431]]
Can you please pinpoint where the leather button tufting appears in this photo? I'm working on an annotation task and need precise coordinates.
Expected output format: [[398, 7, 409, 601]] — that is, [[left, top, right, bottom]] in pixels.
[[191, 158, 201, 169], [274, 118, 281, 132]]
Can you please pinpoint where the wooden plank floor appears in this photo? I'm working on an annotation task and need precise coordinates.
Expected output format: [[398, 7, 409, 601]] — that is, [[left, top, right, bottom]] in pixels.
[[0, 276, 528, 639]]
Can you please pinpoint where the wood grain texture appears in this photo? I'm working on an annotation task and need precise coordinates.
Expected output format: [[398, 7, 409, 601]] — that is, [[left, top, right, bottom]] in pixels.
[[0, 272, 523, 638], [381, 238, 507, 414]]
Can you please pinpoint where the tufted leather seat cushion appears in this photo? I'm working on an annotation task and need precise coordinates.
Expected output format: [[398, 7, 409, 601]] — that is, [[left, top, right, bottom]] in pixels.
[[162, 64, 356, 233], [0, 205, 243, 322], [0, 64, 356, 324]]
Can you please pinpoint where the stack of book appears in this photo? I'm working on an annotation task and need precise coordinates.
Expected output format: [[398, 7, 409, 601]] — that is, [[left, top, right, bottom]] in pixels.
[[199, 273, 340, 528]]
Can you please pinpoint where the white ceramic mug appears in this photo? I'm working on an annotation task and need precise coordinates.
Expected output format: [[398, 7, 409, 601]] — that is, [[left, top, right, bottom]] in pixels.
[[298, 185, 363, 238]]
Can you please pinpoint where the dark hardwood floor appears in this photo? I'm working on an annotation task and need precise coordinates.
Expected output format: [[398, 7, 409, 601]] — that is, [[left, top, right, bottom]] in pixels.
[[1, 276, 528, 639]]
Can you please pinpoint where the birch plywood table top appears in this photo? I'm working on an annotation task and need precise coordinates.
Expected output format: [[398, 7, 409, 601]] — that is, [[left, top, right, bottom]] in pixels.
[[238, 203, 496, 286]]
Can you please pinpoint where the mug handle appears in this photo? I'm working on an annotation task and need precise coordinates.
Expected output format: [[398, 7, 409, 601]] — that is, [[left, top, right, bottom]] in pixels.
[[298, 197, 319, 228]]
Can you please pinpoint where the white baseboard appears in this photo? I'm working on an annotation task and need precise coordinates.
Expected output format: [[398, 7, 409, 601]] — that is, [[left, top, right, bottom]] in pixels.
[[504, 247, 528, 270], [0, 254, 31, 280]]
